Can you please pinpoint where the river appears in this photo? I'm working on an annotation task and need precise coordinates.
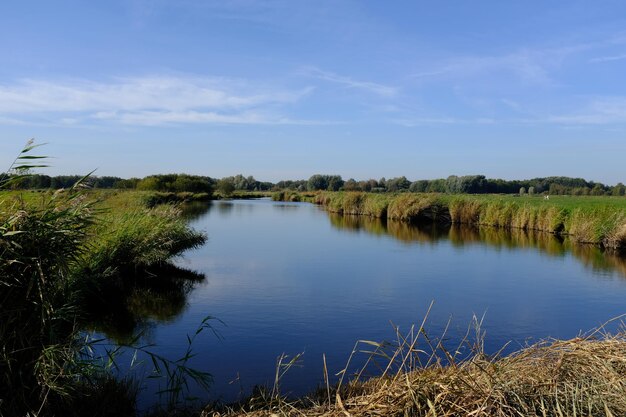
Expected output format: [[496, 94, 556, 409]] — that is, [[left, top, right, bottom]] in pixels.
[[108, 198, 626, 410]]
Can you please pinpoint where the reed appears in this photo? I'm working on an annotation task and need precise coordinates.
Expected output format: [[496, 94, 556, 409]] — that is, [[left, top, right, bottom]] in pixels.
[[208, 316, 626, 417], [274, 191, 626, 250], [271, 190, 315, 203], [0, 143, 210, 416], [387, 193, 448, 222], [78, 204, 206, 279]]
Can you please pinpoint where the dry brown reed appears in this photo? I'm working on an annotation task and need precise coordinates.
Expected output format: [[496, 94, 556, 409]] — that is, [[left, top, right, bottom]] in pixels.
[[204, 315, 626, 417]]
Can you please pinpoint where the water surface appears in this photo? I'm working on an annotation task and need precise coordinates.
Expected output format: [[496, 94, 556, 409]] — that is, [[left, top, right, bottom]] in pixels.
[[113, 198, 626, 408]]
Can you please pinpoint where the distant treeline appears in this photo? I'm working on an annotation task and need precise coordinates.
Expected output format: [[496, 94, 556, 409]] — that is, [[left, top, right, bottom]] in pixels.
[[277, 174, 626, 196], [6, 173, 273, 195], [5, 173, 626, 196]]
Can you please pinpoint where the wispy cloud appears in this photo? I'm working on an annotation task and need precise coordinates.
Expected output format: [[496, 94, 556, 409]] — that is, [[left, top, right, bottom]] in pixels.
[[410, 43, 596, 86], [548, 97, 626, 125], [0, 75, 315, 126], [589, 53, 626, 63], [0, 116, 25, 125], [410, 50, 558, 85], [303, 67, 398, 97], [390, 116, 497, 127], [93, 109, 337, 126]]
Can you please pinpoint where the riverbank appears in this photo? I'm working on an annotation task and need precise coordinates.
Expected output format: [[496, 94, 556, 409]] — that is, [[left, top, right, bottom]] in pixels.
[[208, 329, 626, 417], [273, 191, 626, 251], [0, 188, 207, 416]]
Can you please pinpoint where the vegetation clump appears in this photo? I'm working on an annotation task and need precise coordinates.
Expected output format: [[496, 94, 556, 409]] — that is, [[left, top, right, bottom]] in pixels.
[[208, 320, 626, 417], [275, 191, 626, 251], [0, 142, 208, 416]]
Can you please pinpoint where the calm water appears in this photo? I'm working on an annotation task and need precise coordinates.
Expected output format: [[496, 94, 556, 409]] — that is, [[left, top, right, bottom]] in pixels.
[[110, 198, 626, 409]]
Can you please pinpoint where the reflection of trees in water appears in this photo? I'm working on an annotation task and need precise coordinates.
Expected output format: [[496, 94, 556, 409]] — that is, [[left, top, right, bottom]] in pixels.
[[272, 203, 304, 210], [84, 264, 205, 344], [328, 212, 626, 279]]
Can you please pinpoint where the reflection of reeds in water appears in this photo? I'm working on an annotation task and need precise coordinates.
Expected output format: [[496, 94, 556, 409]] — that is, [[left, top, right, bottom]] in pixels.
[[277, 191, 626, 250], [571, 245, 626, 278], [85, 264, 204, 344], [181, 200, 213, 220], [328, 213, 387, 237], [328, 213, 449, 243], [328, 212, 626, 278], [386, 221, 448, 244], [212, 311, 626, 417], [448, 225, 568, 257]]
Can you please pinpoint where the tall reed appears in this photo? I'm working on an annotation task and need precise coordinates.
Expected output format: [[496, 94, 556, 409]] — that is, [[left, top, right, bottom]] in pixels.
[[210, 316, 626, 417], [276, 191, 626, 250], [1, 142, 210, 416]]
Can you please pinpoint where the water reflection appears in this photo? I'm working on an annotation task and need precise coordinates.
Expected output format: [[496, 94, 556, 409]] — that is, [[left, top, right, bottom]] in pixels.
[[117, 199, 626, 406], [327, 213, 626, 278], [181, 201, 214, 221], [85, 264, 205, 344]]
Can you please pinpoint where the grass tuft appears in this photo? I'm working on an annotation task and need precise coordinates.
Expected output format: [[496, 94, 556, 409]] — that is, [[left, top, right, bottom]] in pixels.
[[207, 317, 626, 417]]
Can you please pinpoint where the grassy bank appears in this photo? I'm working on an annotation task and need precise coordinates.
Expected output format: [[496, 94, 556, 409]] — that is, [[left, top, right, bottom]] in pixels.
[[274, 191, 626, 250], [211, 328, 626, 417], [0, 187, 207, 416]]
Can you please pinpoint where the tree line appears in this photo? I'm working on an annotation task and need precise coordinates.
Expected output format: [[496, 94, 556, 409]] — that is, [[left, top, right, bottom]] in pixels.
[[5, 173, 626, 196], [279, 174, 626, 196]]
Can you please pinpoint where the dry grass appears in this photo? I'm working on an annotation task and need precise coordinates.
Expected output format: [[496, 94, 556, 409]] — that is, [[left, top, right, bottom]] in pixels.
[[204, 314, 626, 417]]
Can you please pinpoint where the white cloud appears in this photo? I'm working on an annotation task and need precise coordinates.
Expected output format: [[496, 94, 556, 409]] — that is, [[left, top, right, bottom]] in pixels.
[[589, 53, 626, 63], [0, 75, 315, 126], [410, 43, 595, 86], [304, 67, 398, 97], [0, 115, 25, 125], [410, 51, 555, 85], [548, 98, 626, 125], [93, 109, 334, 126], [390, 116, 500, 127]]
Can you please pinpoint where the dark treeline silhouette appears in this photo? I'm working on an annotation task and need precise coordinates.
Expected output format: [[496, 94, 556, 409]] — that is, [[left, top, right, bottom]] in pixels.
[[5, 173, 626, 196]]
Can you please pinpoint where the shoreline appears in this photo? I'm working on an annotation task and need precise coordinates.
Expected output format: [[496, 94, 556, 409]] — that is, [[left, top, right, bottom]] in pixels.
[[273, 191, 626, 251], [206, 322, 626, 417]]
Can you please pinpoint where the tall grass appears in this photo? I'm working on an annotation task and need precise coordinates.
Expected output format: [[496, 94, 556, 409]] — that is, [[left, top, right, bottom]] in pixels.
[[0, 181, 139, 416], [276, 191, 626, 250], [210, 316, 626, 417], [0, 142, 209, 416], [79, 204, 205, 278]]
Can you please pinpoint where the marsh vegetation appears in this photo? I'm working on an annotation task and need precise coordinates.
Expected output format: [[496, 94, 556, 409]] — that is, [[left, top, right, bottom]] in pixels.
[[2, 143, 626, 416], [273, 191, 626, 251], [0, 145, 211, 416]]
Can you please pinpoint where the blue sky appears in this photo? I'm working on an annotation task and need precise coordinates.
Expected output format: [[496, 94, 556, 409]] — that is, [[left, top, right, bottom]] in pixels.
[[1, 1, 626, 184]]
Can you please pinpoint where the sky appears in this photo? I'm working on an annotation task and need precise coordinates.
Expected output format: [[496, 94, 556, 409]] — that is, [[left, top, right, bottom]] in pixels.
[[1, 1, 626, 184]]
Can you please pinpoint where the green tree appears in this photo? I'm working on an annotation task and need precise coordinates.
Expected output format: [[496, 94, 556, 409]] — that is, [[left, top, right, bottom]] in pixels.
[[612, 183, 626, 196], [217, 178, 235, 196], [327, 175, 344, 191], [591, 184, 606, 196], [307, 174, 328, 191]]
